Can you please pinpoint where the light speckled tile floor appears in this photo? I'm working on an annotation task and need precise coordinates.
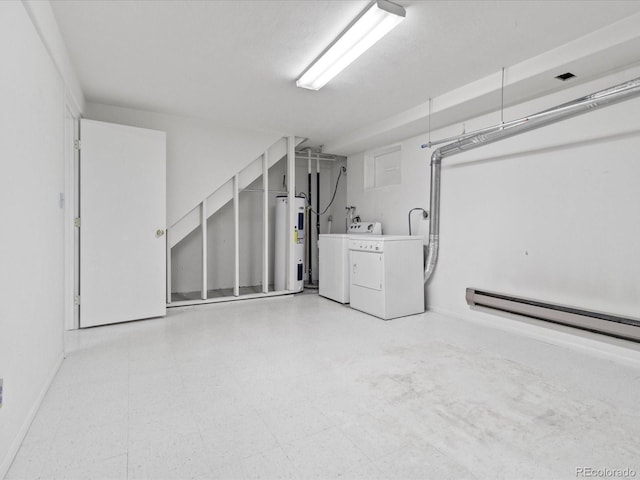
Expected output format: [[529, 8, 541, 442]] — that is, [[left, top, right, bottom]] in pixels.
[[6, 294, 640, 480]]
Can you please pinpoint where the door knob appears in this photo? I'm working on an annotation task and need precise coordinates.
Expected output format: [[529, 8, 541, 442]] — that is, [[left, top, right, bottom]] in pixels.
[[156, 229, 165, 237]]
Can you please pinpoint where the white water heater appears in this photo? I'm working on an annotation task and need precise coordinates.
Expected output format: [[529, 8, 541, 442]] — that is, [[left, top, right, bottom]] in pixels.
[[274, 195, 305, 292]]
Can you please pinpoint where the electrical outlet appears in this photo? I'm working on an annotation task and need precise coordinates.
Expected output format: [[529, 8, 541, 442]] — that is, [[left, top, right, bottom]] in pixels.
[[0, 378, 3, 408]]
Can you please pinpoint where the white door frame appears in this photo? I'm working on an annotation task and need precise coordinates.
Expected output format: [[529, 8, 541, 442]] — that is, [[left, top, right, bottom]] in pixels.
[[64, 95, 80, 331]]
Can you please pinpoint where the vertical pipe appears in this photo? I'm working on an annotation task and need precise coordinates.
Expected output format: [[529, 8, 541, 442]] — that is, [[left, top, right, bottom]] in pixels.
[[166, 228, 172, 304], [262, 151, 269, 293], [200, 201, 207, 300], [307, 150, 312, 284], [316, 157, 320, 240], [287, 136, 296, 291], [233, 174, 240, 297], [423, 154, 441, 284]]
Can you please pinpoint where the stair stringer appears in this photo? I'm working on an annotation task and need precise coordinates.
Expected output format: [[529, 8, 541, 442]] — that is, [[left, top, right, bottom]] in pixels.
[[169, 136, 304, 248]]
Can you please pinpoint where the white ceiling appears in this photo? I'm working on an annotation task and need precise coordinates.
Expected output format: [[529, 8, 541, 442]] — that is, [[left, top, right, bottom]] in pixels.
[[51, 0, 640, 154]]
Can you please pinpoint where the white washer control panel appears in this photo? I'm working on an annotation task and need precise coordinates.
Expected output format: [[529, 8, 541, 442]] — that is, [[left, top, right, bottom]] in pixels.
[[348, 222, 382, 235], [349, 239, 383, 252]]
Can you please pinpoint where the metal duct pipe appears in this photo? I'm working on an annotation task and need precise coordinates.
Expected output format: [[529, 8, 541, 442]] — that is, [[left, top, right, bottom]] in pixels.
[[295, 150, 337, 160], [424, 76, 640, 284]]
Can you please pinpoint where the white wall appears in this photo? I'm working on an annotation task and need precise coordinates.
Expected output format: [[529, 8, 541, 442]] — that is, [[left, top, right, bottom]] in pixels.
[[347, 143, 429, 236], [348, 66, 640, 322], [328, 159, 348, 235], [84, 103, 282, 227], [0, 2, 75, 476], [21, 0, 85, 115]]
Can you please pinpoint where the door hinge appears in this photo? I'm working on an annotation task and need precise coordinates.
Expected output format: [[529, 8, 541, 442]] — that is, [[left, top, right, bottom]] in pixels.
[[74, 217, 81, 228], [74, 295, 80, 306], [74, 139, 81, 151]]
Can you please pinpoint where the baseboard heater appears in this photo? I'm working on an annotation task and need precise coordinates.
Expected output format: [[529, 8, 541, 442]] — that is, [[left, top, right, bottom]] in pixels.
[[466, 288, 640, 342]]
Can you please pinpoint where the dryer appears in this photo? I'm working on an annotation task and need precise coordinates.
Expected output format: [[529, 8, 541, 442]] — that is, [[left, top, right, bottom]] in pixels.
[[318, 222, 381, 303], [349, 235, 424, 320]]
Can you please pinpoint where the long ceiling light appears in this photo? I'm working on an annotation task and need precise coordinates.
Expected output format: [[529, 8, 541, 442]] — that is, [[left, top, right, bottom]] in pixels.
[[296, 0, 406, 91]]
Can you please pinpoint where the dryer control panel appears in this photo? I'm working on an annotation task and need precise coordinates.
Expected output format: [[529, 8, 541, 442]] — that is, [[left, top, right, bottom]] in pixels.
[[349, 239, 383, 252]]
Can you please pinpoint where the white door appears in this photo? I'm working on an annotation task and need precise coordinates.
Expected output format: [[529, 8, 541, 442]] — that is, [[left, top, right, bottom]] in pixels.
[[80, 119, 166, 327]]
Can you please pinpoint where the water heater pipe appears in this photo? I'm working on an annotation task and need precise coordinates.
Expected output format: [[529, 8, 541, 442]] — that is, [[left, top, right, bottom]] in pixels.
[[423, 76, 640, 284], [316, 157, 321, 244], [307, 150, 313, 284]]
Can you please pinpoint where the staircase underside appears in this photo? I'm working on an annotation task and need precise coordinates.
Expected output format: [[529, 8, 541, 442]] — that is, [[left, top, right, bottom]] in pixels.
[[170, 136, 305, 249], [167, 136, 306, 307]]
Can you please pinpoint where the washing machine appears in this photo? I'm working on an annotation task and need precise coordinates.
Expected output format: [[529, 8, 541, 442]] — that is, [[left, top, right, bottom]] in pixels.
[[318, 222, 381, 303], [349, 235, 424, 320]]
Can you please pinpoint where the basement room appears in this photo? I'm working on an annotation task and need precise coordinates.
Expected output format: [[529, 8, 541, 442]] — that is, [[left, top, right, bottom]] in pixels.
[[1, 1, 640, 479]]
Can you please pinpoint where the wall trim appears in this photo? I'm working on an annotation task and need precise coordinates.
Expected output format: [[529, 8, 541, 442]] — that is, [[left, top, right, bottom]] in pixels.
[[0, 353, 64, 480], [63, 103, 80, 331]]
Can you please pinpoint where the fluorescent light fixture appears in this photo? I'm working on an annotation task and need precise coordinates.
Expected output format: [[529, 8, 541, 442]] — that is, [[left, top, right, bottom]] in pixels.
[[296, 0, 406, 90]]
